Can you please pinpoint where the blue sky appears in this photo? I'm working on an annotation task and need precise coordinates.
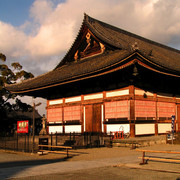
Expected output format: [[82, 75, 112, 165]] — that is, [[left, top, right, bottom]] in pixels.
[[0, 0, 180, 115], [0, 0, 34, 26], [0, 0, 65, 28]]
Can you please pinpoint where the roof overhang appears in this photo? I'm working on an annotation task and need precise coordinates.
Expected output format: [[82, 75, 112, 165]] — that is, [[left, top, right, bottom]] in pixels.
[[6, 51, 180, 97]]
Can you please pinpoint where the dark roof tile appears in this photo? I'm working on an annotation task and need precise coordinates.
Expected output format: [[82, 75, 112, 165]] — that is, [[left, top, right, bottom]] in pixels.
[[6, 14, 180, 93]]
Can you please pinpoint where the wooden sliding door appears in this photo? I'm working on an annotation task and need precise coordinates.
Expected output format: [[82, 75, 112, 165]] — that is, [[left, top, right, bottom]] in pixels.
[[85, 104, 101, 132]]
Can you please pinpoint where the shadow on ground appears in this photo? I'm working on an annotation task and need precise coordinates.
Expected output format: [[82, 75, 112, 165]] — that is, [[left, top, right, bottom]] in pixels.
[[0, 154, 73, 179], [0, 150, 90, 179], [0, 157, 68, 169]]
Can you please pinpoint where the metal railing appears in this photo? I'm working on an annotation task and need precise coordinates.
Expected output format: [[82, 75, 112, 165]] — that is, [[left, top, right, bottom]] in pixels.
[[0, 132, 111, 153]]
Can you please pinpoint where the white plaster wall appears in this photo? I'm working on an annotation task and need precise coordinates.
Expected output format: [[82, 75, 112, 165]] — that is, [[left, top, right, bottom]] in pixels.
[[65, 96, 81, 103], [49, 99, 63, 105], [106, 89, 129, 97], [135, 124, 155, 135], [106, 124, 130, 134], [158, 123, 171, 133], [135, 89, 153, 96], [84, 93, 103, 100], [49, 126, 63, 134], [65, 125, 81, 133]]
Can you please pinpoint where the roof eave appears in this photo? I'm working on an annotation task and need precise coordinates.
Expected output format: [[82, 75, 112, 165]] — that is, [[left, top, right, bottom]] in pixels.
[[7, 52, 180, 95]]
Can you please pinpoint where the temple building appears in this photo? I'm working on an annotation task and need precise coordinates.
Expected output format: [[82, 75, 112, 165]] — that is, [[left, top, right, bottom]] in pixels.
[[7, 14, 180, 137]]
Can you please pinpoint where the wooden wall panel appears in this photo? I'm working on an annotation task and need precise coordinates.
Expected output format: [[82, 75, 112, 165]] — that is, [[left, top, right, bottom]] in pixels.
[[85, 104, 101, 132], [105, 100, 129, 119], [47, 108, 62, 122], [93, 104, 101, 132], [135, 100, 156, 118], [64, 106, 81, 121], [85, 105, 93, 132], [157, 102, 175, 118]]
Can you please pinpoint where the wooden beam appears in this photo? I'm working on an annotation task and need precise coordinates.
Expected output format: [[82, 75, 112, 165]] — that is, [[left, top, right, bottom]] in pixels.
[[38, 145, 72, 149], [136, 149, 180, 154], [138, 157, 180, 163]]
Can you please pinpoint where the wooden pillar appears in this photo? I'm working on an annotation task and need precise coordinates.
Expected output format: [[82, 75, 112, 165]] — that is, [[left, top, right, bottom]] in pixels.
[[154, 94, 158, 136], [46, 100, 49, 134], [173, 97, 177, 132], [103, 91, 106, 134], [129, 85, 135, 137], [103, 104, 107, 134], [62, 98, 65, 134], [81, 95, 84, 133]]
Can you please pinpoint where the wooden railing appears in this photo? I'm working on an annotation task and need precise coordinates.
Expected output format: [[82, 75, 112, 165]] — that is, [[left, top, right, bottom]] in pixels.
[[38, 145, 72, 157], [136, 149, 180, 165]]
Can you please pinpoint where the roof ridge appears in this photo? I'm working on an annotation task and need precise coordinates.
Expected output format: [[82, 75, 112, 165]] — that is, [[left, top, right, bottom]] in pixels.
[[85, 14, 180, 54]]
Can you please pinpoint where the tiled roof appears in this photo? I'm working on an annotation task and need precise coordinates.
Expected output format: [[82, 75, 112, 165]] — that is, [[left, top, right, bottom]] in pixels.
[[7, 50, 131, 92], [6, 14, 180, 93], [84, 15, 180, 72]]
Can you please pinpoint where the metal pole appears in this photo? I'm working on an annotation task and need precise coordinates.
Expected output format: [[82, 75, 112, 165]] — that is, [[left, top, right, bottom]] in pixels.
[[27, 133, 29, 152], [24, 134, 26, 152], [4, 133, 6, 150], [16, 133, 18, 151]]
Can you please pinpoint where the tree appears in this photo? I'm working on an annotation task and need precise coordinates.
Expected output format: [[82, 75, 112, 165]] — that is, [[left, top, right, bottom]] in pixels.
[[0, 53, 6, 61], [0, 53, 34, 134]]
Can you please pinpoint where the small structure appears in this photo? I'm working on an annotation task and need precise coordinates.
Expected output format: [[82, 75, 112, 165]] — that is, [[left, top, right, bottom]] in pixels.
[[7, 14, 180, 137], [39, 115, 47, 135]]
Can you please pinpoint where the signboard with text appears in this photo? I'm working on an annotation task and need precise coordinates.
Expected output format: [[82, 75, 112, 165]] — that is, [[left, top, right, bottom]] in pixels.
[[17, 121, 29, 133]]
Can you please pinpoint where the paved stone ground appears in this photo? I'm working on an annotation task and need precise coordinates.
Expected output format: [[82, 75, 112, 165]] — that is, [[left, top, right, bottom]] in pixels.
[[0, 144, 179, 180]]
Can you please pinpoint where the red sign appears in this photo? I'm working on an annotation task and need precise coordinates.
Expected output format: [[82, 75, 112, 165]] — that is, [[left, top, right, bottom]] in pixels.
[[17, 121, 29, 133]]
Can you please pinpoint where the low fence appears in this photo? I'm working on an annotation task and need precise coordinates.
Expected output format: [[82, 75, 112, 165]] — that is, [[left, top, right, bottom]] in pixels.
[[0, 134, 34, 152], [0, 132, 111, 153]]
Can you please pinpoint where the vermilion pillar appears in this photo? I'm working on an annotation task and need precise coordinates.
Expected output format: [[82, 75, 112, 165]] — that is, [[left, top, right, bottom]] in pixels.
[[129, 85, 135, 137]]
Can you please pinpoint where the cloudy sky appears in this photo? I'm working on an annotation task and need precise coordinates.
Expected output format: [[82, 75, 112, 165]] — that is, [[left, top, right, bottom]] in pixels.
[[1, 0, 180, 76], [0, 0, 180, 114]]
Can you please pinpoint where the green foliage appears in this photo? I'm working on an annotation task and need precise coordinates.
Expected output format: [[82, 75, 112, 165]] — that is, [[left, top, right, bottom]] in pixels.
[[0, 53, 6, 61], [0, 53, 34, 134], [11, 62, 22, 70]]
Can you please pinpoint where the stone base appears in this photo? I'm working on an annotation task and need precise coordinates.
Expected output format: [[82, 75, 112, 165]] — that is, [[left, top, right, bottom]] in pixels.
[[39, 128, 47, 135]]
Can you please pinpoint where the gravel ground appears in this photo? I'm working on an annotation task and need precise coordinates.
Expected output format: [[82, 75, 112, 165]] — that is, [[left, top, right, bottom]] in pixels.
[[0, 144, 179, 180], [9, 166, 180, 180]]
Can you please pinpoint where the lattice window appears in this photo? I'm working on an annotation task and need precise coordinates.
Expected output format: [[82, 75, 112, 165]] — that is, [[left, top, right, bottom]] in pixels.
[[64, 106, 81, 121], [135, 100, 156, 118], [105, 100, 129, 119], [157, 102, 175, 118], [47, 108, 62, 122]]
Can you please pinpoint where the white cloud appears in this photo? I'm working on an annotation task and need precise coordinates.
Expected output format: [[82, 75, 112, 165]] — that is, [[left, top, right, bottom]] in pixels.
[[30, 0, 54, 24], [0, 21, 27, 57], [0, 0, 180, 76]]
